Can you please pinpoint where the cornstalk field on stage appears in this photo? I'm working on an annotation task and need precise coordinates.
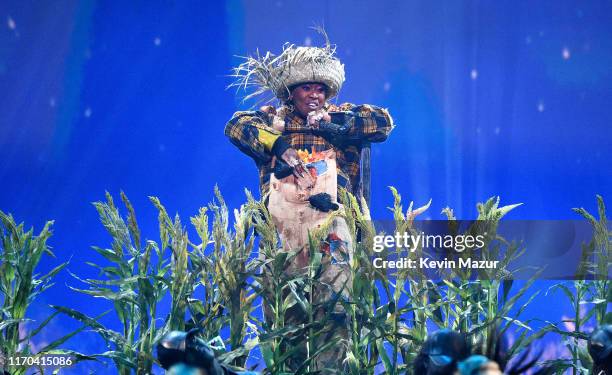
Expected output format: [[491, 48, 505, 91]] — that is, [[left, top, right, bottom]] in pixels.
[[0, 189, 610, 374]]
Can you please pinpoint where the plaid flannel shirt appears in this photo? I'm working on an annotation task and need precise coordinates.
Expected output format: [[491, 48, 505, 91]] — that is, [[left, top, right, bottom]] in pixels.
[[225, 102, 394, 197]]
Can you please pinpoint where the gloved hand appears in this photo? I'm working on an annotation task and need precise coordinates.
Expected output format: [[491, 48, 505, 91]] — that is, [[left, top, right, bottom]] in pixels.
[[307, 109, 331, 128], [279, 148, 314, 189], [272, 158, 293, 179], [308, 193, 339, 212]]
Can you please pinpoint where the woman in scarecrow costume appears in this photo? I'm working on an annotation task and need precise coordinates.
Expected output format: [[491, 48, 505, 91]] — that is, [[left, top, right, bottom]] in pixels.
[[225, 32, 394, 373], [226, 31, 394, 200]]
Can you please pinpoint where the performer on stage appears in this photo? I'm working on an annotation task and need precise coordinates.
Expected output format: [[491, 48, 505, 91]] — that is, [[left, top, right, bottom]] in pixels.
[[226, 35, 394, 200], [225, 33, 394, 372]]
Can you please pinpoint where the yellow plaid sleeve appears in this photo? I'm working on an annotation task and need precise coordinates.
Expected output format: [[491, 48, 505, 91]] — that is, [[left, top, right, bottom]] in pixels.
[[337, 103, 395, 143], [224, 111, 282, 163]]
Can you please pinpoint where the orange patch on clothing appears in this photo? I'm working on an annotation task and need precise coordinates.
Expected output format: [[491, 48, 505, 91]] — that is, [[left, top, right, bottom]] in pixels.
[[297, 148, 326, 163]]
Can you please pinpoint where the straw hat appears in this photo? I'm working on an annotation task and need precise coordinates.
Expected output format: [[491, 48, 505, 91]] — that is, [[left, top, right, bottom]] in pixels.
[[231, 31, 345, 103]]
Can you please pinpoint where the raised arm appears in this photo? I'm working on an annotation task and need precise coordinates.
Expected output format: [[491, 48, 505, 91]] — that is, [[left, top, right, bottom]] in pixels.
[[348, 104, 394, 143], [224, 111, 290, 164], [329, 103, 395, 144], [225, 111, 314, 187]]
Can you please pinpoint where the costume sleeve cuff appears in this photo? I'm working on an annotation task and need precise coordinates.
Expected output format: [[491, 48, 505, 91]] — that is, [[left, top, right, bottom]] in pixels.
[[271, 137, 291, 158], [257, 128, 280, 151]]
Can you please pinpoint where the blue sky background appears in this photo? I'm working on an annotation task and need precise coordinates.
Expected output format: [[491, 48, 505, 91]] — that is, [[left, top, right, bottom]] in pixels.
[[0, 0, 610, 373]]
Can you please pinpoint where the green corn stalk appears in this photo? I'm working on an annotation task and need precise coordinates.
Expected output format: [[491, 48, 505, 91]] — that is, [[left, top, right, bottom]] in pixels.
[[243, 190, 309, 373], [388, 187, 432, 374], [543, 195, 611, 375], [301, 212, 348, 374], [204, 187, 258, 366], [339, 189, 539, 374], [250, 216, 316, 371], [0, 211, 93, 375], [54, 192, 195, 374], [4, 187, 587, 374], [188, 205, 228, 342], [188, 191, 250, 364], [246, 199, 289, 373], [338, 189, 384, 374], [245, 190, 350, 373]]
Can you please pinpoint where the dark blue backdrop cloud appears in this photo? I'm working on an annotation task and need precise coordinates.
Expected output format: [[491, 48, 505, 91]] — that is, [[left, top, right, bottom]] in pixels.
[[0, 0, 610, 372]]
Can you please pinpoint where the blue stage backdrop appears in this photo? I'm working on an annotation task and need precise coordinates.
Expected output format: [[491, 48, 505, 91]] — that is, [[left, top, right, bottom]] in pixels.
[[0, 0, 611, 373]]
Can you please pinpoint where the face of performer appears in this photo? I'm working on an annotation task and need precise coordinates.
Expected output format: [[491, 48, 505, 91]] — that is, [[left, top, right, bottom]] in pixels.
[[289, 82, 327, 117]]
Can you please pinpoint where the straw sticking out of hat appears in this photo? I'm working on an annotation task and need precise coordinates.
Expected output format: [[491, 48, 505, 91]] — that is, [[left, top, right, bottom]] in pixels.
[[230, 29, 345, 104]]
